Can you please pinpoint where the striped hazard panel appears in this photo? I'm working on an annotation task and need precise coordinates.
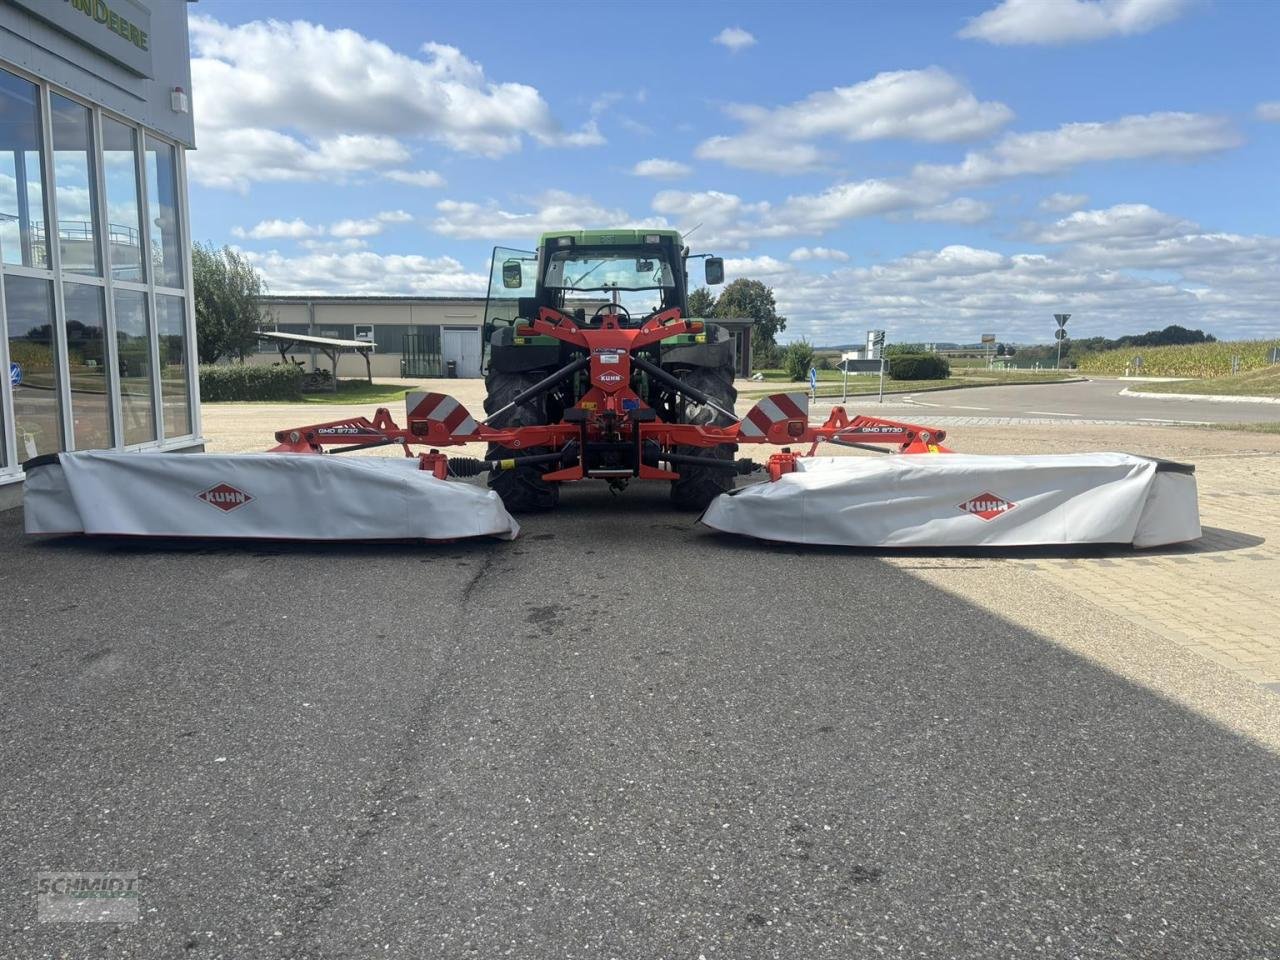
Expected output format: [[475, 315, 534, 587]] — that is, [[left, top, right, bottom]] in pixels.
[[738, 392, 809, 440], [405, 392, 480, 438]]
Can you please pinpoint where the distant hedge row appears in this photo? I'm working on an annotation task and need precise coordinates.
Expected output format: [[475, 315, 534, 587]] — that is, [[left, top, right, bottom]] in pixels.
[[888, 353, 951, 380], [199, 364, 302, 401]]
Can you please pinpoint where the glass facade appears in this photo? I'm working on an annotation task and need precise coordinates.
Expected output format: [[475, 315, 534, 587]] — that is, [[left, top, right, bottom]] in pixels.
[[62, 281, 111, 449], [113, 288, 155, 446], [4, 275, 59, 459], [156, 294, 190, 439], [0, 69, 47, 270], [0, 64, 197, 480]]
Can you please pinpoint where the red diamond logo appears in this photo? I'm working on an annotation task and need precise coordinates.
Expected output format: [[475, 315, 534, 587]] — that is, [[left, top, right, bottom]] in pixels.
[[958, 491, 1015, 521], [597, 371, 623, 384], [196, 482, 253, 512]]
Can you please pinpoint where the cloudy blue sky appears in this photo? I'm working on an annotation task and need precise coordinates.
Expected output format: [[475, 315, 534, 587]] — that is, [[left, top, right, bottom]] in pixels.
[[188, 0, 1280, 346]]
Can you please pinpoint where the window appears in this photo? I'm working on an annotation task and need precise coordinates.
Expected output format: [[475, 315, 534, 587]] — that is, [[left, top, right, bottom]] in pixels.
[[354, 324, 374, 342], [62, 282, 112, 450], [144, 136, 182, 288], [50, 93, 100, 276], [101, 118, 144, 283], [112, 288, 155, 445], [0, 69, 48, 270], [4, 275, 60, 460], [155, 294, 190, 438]]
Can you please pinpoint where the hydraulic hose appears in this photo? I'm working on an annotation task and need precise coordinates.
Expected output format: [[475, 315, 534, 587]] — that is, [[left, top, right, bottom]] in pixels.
[[482, 355, 591, 424]]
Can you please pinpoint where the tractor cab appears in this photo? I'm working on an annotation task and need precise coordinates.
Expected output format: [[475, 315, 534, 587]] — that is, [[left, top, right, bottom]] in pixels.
[[482, 230, 723, 359]]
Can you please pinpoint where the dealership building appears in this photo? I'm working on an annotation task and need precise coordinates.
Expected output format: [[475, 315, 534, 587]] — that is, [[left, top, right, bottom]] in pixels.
[[1, 0, 198, 509], [254, 295, 756, 381]]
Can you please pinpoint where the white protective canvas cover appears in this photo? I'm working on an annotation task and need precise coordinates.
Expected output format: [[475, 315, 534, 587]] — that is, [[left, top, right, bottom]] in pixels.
[[701, 453, 1200, 548], [24, 451, 519, 542]]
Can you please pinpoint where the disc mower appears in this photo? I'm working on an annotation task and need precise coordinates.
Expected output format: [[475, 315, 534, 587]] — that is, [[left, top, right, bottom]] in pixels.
[[23, 229, 1202, 548]]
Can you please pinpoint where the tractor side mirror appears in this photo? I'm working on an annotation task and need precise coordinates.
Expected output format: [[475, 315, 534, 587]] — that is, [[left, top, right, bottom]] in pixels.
[[502, 259, 523, 289], [704, 257, 725, 285]]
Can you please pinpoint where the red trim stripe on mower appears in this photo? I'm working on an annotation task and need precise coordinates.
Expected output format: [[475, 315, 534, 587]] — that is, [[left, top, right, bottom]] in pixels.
[[739, 392, 808, 439], [406, 392, 480, 437]]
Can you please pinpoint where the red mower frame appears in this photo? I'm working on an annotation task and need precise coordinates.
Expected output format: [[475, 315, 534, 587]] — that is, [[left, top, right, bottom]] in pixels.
[[269, 305, 952, 484]]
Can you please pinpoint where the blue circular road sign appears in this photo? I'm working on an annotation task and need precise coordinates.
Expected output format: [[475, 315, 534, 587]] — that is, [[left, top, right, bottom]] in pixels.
[[8, 362, 20, 387]]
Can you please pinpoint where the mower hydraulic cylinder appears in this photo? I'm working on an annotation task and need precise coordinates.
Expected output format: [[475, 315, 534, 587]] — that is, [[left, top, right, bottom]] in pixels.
[[483, 355, 591, 424], [629, 355, 736, 422]]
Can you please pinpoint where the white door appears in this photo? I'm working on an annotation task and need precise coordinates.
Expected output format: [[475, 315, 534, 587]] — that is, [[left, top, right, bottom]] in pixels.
[[442, 328, 482, 378]]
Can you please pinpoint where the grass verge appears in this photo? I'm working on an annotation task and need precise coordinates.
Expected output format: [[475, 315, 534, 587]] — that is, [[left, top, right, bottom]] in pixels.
[[1201, 421, 1280, 435], [1137, 367, 1280, 398]]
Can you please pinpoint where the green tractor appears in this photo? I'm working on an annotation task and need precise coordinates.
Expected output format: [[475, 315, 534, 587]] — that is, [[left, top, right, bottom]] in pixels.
[[482, 229, 733, 512]]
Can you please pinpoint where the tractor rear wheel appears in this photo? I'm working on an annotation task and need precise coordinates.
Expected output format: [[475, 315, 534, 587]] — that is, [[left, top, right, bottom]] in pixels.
[[669, 366, 738, 511], [484, 371, 559, 513]]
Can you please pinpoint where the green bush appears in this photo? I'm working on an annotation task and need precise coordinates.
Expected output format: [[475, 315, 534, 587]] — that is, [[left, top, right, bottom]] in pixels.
[[782, 339, 816, 381], [888, 353, 951, 380], [199, 364, 302, 401]]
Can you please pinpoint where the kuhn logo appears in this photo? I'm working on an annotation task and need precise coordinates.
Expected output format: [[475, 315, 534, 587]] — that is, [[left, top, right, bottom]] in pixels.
[[597, 371, 623, 384], [196, 483, 253, 512], [958, 491, 1015, 521]]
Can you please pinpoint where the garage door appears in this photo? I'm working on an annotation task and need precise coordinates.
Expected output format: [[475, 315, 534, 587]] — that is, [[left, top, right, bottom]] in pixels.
[[441, 328, 482, 378]]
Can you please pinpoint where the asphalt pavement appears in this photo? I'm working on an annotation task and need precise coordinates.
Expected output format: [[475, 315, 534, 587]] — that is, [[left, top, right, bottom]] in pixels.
[[827, 377, 1280, 424], [3, 482, 1280, 959]]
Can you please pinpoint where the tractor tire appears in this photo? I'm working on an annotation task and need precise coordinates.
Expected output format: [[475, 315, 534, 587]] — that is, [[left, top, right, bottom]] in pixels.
[[484, 371, 560, 513], [669, 365, 738, 511]]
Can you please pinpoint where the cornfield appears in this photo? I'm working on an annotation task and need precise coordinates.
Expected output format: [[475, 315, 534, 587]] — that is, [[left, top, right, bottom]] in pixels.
[[1076, 340, 1280, 378]]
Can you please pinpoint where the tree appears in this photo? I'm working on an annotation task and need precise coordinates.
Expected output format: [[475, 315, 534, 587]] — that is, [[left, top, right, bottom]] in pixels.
[[686, 286, 716, 318], [713, 278, 787, 358], [193, 242, 269, 363]]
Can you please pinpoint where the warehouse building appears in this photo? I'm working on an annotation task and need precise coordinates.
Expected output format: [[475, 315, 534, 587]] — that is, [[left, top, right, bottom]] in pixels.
[[1, 0, 199, 509], [253, 295, 755, 380]]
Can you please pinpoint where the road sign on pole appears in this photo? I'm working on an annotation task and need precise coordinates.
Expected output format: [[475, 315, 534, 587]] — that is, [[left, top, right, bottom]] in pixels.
[[1053, 314, 1070, 369], [9, 362, 21, 387]]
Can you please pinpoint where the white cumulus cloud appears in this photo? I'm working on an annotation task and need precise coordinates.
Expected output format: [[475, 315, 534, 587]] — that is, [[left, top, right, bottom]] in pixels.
[[383, 169, 446, 188], [695, 68, 1012, 173], [913, 112, 1240, 188], [329, 210, 415, 238], [243, 250, 485, 296], [631, 158, 693, 179], [232, 218, 324, 240], [431, 191, 646, 240], [960, 0, 1190, 45], [1257, 101, 1280, 122], [188, 16, 600, 190], [712, 27, 756, 51], [789, 247, 850, 262]]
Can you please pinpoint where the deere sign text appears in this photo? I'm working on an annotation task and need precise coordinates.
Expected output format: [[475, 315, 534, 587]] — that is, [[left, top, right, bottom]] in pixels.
[[67, 0, 149, 53]]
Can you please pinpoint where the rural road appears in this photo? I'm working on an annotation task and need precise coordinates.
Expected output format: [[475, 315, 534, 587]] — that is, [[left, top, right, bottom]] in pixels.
[[825, 377, 1280, 424], [3, 465, 1280, 958]]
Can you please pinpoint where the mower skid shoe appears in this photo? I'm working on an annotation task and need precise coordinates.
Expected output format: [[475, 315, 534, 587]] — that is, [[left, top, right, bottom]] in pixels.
[[24, 451, 520, 542], [700, 453, 1200, 548]]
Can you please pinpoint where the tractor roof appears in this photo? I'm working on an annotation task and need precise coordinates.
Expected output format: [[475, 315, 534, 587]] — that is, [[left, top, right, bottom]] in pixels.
[[537, 228, 683, 247]]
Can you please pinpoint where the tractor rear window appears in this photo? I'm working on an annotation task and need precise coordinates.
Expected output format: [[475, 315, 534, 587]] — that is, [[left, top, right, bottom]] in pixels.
[[544, 251, 675, 291]]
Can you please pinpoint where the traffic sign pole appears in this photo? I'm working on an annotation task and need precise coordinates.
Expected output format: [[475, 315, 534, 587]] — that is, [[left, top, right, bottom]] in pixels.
[[1053, 314, 1071, 370]]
